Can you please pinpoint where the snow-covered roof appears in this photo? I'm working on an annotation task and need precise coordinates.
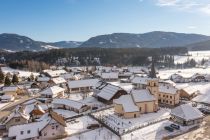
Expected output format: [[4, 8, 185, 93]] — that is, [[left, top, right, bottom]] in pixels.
[[40, 86, 65, 96], [131, 77, 151, 85], [37, 77, 50, 82], [51, 77, 66, 84], [171, 104, 203, 121], [60, 73, 74, 79], [2, 86, 18, 92], [68, 79, 99, 89], [181, 86, 198, 95], [0, 94, 14, 100], [160, 80, 176, 86], [44, 69, 67, 77], [97, 84, 122, 101], [52, 98, 87, 110], [159, 85, 178, 94], [114, 94, 139, 113], [101, 72, 119, 79], [131, 89, 156, 102], [192, 94, 210, 104]]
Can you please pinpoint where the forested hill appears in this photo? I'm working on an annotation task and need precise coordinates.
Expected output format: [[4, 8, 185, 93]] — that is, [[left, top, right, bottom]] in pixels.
[[1, 47, 187, 68]]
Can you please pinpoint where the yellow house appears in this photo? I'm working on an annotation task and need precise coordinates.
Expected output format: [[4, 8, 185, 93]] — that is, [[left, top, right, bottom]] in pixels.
[[158, 84, 180, 106]]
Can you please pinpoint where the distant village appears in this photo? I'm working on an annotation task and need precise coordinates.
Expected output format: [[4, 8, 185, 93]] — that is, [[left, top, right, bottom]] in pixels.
[[0, 61, 209, 140]]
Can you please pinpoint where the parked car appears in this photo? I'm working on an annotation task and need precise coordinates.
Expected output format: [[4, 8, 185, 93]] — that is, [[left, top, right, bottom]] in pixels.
[[92, 106, 98, 110], [164, 126, 174, 132], [170, 124, 180, 130], [87, 124, 100, 129]]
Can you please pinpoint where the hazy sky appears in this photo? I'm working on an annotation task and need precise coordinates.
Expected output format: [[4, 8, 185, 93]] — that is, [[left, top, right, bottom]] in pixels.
[[0, 0, 210, 42]]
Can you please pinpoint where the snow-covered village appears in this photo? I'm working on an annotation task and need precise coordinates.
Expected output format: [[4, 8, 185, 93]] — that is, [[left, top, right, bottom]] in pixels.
[[0, 51, 210, 140], [2, 0, 210, 140]]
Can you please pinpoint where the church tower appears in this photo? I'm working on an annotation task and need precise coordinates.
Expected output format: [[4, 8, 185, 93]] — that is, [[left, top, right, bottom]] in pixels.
[[147, 79, 159, 104]]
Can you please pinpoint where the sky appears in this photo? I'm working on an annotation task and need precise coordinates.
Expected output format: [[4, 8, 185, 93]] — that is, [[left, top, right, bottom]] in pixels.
[[0, 0, 210, 42]]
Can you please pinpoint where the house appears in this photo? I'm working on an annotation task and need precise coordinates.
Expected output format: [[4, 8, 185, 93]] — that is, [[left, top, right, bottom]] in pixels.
[[36, 77, 50, 88], [170, 104, 204, 126], [49, 77, 67, 86], [180, 86, 199, 100], [193, 94, 210, 105], [8, 111, 67, 140], [131, 77, 151, 89], [170, 73, 191, 83], [0, 94, 15, 102], [96, 83, 127, 104], [101, 72, 119, 81], [68, 79, 99, 93], [158, 84, 180, 106], [2, 86, 20, 97], [114, 89, 157, 118], [24, 103, 45, 119], [118, 72, 133, 79], [43, 69, 67, 78], [191, 73, 207, 82], [3, 106, 30, 130], [40, 86, 65, 98], [52, 98, 90, 113], [36, 77, 50, 83]]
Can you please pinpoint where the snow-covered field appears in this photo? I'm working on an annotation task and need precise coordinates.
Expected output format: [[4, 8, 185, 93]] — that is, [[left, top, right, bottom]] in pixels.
[[65, 127, 120, 140], [158, 67, 210, 79], [1, 67, 39, 77], [174, 51, 210, 64]]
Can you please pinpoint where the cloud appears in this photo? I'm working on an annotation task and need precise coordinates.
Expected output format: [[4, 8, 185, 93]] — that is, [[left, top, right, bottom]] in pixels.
[[156, 0, 210, 15]]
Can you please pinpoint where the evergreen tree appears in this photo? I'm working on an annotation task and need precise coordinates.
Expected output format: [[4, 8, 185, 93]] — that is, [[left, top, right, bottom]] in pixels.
[[0, 69, 5, 84], [30, 73, 35, 81], [149, 57, 157, 78], [4, 75, 11, 86], [12, 74, 19, 84]]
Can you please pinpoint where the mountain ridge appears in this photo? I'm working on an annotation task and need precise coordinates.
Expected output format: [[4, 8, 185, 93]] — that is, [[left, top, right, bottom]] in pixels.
[[1, 31, 210, 51]]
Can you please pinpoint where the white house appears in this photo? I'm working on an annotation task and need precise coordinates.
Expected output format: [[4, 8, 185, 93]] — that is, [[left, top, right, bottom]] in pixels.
[[40, 86, 65, 98], [68, 79, 99, 93], [8, 111, 67, 140]]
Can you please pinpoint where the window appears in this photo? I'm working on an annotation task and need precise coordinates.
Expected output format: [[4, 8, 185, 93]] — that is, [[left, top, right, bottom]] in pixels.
[[163, 95, 165, 97], [163, 100, 165, 102], [170, 101, 172, 104], [139, 107, 141, 111], [52, 126, 55, 129], [52, 133, 55, 135], [27, 130, 30, 134], [15, 118, 20, 122], [44, 132, 47, 136], [20, 131, 24, 135], [56, 125, 59, 129], [166, 95, 168, 98], [170, 96, 172, 99], [166, 100, 168, 103]]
